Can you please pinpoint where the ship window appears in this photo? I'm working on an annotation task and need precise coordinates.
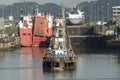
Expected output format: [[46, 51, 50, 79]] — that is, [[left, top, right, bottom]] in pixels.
[[23, 33, 26, 35], [28, 33, 31, 35], [59, 34, 62, 37], [117, 8, 120, 10], [113, 8, 116, 10], [20, 17, 23, 21], [29, 21, 32, 23], [60, 53, 62, 56], [70, 8, 78, 14], [58, 30, 62, 33], [113, 12, 116, 14], [52, 51, 55, 56], [117, 12, 120, 14]]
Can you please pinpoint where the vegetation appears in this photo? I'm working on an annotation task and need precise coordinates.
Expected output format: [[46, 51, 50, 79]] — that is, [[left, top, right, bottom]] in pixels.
[[0, 0, 120, 22], [0, 2, 66, 20], [83, 0, 120, 23], [4, 25, 18, 35]]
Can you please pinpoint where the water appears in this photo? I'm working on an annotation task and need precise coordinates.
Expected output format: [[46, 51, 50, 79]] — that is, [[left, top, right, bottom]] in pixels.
[[0, 47, 120, 80]]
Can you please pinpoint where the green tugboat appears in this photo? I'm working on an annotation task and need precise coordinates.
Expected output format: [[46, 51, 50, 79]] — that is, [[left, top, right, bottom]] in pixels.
[[43, 5, 76, 70]]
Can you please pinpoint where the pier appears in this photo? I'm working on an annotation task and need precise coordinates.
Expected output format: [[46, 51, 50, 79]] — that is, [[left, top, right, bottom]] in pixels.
[[67, 24, 106, 48], [0, 36, 20, 50], [67, 23, 120, 49]]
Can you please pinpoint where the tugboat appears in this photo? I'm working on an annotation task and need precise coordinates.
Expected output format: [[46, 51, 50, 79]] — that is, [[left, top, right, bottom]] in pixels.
[[66, 6, 85, 25], [43, 6, 76, 70]]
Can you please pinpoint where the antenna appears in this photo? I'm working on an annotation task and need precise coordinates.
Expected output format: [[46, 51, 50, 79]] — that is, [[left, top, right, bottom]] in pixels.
[[62, 3, 66, 26], [33, 4, 38, 16], [23, 0, 26, 16], [11, 5, 12, 16], [2, 7, 5, 31]]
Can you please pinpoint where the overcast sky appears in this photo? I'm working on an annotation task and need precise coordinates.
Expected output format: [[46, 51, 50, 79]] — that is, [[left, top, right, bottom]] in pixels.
[[0, 0, 95, 7]]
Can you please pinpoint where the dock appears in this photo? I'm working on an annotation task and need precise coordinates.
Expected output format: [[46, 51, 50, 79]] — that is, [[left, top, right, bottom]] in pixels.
[[0, 36, 20, 50], [67, 24, 107, 48]]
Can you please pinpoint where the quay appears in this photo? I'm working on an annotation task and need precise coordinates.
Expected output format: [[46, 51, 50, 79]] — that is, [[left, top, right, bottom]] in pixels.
[[0, 36, 20, 50], [67, 24, 106, 48], [67, 24, 120, 49], [69, 35, 102, 38]]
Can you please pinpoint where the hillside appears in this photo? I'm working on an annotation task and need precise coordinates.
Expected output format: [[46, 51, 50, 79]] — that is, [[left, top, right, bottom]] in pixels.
[[84, 0, 120, 23], [0, 0, 120, 22], [0, 2, 68, 20]]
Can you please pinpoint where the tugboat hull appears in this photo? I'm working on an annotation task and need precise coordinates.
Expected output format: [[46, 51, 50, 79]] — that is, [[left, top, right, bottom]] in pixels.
[[43, 56, 76, 70]]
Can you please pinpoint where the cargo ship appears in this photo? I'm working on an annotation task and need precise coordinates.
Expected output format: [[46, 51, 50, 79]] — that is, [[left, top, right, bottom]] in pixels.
[[66, 6, 85, 25], [65, 6, 106, 48], [19, 9, 53, 47]]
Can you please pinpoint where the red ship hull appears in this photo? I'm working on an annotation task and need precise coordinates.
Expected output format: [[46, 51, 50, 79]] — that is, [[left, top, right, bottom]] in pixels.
[[20, 15, 52, 47], [20, 28, 32, 47], [19, 12, 53, 47], [32, 36, 47, 47], [32, 15, 48, 47]]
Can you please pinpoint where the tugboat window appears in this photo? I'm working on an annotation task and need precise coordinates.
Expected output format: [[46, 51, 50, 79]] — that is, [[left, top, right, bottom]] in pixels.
[[58, 30, 62, 33]]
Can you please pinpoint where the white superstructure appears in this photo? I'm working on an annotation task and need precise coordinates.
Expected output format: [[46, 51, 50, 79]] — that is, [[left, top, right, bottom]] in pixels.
[[19, 15, 33, 28], [67, 6, 85, 25]]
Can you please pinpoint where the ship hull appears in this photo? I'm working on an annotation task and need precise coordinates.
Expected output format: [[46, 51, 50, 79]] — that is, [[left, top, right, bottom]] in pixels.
[[32, 36, 48, 47], [20, 28, 32, 47], [19, 12, 53, 47], [32, 15, 50, 47], [66, 18, 84, 25], [66, 6, 84, 25], [67, 25, 106, 48]]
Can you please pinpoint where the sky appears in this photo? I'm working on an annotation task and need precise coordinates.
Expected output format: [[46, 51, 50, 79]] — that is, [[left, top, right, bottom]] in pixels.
[[0, 0, 95, 7]]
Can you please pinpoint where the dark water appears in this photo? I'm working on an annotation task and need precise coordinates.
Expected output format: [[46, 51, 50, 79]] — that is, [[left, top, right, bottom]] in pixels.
[[0, 47, 120, 80]]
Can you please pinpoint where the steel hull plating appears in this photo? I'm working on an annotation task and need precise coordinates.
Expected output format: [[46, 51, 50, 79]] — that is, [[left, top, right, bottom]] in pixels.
[[67, 18, 84, 25]]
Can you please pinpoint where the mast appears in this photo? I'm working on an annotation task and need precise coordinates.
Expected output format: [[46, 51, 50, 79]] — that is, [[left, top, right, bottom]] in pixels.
[[61, 4, 70, 51]]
